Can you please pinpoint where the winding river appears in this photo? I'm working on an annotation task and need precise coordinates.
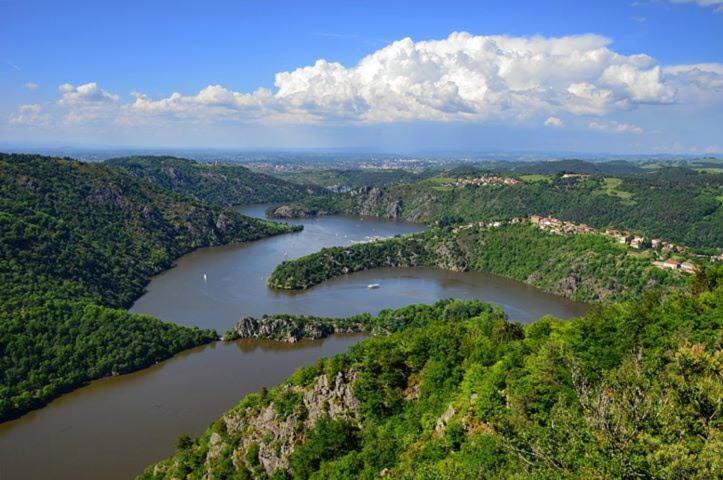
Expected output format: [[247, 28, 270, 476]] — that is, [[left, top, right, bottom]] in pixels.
[[0, 205, 587, 480]]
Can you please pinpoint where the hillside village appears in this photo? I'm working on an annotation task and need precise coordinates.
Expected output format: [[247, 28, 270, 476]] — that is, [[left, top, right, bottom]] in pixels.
[[443, 175, 520, 187], [452, 214, 721, 275]]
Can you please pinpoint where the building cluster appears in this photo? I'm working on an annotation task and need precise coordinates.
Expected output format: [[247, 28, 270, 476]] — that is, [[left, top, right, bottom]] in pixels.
[[602, 229, 686, 253], [652, 259, 697, 274], [444, 175, 520, 188], [560, 173, 591, 180], [451, 217, 523, 234], [527, 215, 716, 275], [529, 215, 596, 235], [451, 213, 718, 275]]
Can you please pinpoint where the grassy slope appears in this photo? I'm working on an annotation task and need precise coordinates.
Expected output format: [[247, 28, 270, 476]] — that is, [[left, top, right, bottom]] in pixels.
[[0, 153, 299, 421]]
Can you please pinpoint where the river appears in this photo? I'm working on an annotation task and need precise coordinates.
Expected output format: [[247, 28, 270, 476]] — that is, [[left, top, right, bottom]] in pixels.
[[0, 205, 587, 480]]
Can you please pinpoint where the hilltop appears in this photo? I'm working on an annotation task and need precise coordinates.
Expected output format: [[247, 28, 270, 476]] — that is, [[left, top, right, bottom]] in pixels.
[[106, 156, 324, 206], [269, 166, 723, 250], [0, 153, 299, 421]]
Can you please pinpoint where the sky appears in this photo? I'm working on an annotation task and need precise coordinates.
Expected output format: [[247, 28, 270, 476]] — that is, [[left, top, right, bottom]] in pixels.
[[1, 0, 722, 154]]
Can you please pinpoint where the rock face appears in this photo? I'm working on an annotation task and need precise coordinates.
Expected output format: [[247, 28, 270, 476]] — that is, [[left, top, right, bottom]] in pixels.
[[220, 370, 360, 475], [225, 314, 366, 343], [269, 204, 315, 219]]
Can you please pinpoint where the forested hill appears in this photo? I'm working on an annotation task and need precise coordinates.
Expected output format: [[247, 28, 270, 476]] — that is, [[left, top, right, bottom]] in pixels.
[[0, 153, 299, 421], [142, 273, 722, 480], [268, 224, 686, 303], [269, 167, 723, 250], [1, 154, 298, 309], [106, 156, 324, 206]]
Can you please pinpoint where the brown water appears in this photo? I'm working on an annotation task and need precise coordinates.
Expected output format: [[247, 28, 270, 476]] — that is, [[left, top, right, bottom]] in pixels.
[[0, 205, 588, 480]]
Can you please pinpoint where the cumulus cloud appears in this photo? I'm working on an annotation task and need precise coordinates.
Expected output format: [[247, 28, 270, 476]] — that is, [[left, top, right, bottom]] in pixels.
[[24, 82, 39, 90], [59, 82, 119, 105], [588, 120, 644, 134], [544, 116, 563, 127], [663, 63, 723, 105], [126, 32, 683, 123], [56, 82, 120, 124], [10, 104, 50, 125], [10, 32, 723, 129]]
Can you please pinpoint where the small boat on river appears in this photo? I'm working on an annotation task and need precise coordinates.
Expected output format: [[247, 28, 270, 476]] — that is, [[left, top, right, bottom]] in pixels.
[[367, 283, 380, 289]]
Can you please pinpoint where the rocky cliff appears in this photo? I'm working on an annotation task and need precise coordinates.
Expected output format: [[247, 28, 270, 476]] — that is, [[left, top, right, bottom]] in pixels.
[[223, 314, 367, 343], [146, 369, 361, 479]]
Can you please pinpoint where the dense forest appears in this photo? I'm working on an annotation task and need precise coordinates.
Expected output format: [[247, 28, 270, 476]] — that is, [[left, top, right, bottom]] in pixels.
[[271, 168, 431, 191], [269, 167, 723, 250], [0, 153, 300, 421], [268, 223, 686, 302], [107, 156, 324, 206], [141, 268, 722, 479], [222, 304, 461, 343]]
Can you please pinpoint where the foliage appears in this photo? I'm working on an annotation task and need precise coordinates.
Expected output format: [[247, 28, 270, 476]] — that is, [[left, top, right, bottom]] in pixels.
[[107, 156, 325, 206], [277, 167, 723, 250], [289, 418, 361, 479], [273, 168, 429, 190], [0, 153, 298, 421], [269, 224, 687, 302], [140, 274, 723, 479]]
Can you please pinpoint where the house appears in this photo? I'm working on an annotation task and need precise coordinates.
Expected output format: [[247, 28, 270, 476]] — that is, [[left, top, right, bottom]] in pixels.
[[630, 236, 645, 249], [530, 215, 542, 225], [651, 239, 662, 249], [679, 262, 697, 274], [654, 258, 681, 270]]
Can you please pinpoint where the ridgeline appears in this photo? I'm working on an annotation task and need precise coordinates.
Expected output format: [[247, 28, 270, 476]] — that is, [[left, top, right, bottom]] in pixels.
[[0, 153, 300, 421]]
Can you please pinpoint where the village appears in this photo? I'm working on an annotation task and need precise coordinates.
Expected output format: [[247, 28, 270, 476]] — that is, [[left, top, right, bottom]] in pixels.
[[528, 214, 703, 273], [452, 214, 720, 275], [443, 175, 521, 187]]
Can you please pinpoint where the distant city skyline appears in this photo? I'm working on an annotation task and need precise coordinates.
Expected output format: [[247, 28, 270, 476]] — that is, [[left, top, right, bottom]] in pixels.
[[1, 0, 722, 154]]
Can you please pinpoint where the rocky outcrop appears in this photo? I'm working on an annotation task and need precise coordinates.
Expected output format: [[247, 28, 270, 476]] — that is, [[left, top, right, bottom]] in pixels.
[[268, 204, 318, 219], [220, 370, 360, 475], [224, 314, 367, 342]]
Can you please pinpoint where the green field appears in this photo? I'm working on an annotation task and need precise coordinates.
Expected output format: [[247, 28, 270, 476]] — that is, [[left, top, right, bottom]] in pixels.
[[594, 177, 635, 204], [519, 173, 552, 183]]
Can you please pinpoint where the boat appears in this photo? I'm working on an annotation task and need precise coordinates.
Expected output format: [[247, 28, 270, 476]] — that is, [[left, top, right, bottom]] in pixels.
[[367, 283, 380, 289], [203, 273, 207, 282]]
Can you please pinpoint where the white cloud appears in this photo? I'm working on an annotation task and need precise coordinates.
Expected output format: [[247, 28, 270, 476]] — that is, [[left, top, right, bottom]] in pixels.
[[9, 104, 50, 125], [662, 63, 723, 105], [24, 82, 39, 90], [59, 82, 119, 105], [588, 120, 644, 134], [10, 32, 723, 130], [544, 116, 563, 127], [56, 82, 120, 124], [669, 0, 723, 12], [126, 32, 683, 123]]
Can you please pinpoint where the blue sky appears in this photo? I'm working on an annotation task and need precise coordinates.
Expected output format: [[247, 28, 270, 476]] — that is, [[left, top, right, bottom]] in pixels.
[[1, 0, 722, 153]]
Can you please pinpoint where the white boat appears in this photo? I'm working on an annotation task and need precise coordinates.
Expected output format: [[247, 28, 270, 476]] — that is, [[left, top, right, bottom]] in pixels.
[[367, 283, 380, 289], [203, 273, 207, 282]]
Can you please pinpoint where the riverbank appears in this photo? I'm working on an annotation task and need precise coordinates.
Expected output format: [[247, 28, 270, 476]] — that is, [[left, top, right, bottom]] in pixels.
[[0, 208, 588, 480], [268, 223, 687, 302]]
